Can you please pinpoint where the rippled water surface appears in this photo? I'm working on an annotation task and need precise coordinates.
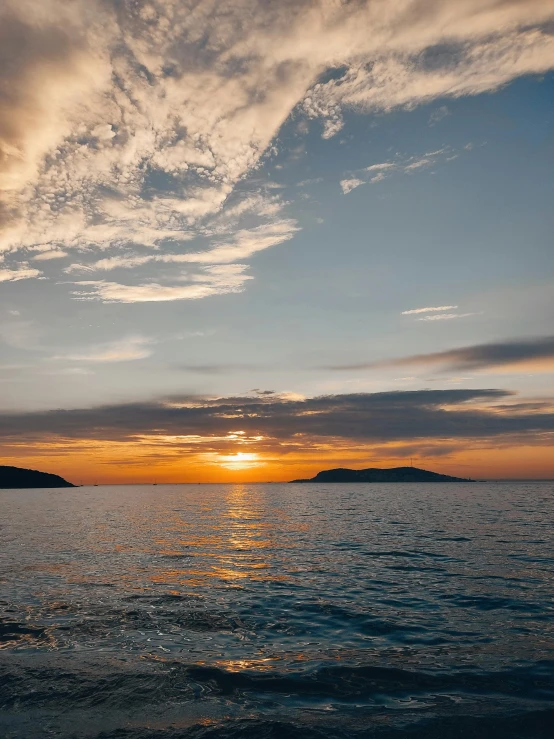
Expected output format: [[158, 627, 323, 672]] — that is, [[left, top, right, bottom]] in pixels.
[[1, 482, 553, 738]]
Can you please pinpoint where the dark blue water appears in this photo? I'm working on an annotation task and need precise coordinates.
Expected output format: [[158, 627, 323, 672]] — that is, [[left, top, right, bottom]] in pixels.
[[1, 482, 553, 738]]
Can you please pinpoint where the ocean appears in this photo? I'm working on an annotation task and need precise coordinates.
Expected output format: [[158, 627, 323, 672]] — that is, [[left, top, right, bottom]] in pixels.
[[1, 482, 553, 738]]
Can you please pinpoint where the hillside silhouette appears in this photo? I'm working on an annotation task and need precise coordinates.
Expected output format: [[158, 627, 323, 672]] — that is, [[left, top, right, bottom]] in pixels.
[[0, 466, 75, 489], [293, 466, 472, 483]]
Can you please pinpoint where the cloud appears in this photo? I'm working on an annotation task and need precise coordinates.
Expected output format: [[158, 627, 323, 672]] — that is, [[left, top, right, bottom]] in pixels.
[[399, 304, 478, 323], [71, 219, 299, 274], [366, 163, 397, 173], [0, 2, 109, 196], [0, 264, 42, 282], [304, 5, 554, 129], [429, 105, 451, 125], [402, 305, 458, 315], [32, 249, 68, 261], [328, 336, 554, 374], [297, 178, 323, 187], [340, 178, 365, 194], [1, 0, 553, 300], [72, 264, 252, 303], [181, 220, 299, 264], [1, 389, 554, 451], [341, 147, 459, 192], [392, 335, 554, 373], [53, 335, 153, 362], [417, 312, 477, 322], [66, 255, 153, 274], [62, 203, 296, 300]]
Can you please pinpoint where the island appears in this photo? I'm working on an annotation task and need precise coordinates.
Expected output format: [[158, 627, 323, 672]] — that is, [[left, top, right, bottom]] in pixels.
[[292, 466, 473, 483], [0, 465, 75, 489]]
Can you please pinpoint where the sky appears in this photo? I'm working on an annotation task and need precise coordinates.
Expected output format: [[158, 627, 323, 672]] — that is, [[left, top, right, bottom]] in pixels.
[[1, 0, 554, 483]]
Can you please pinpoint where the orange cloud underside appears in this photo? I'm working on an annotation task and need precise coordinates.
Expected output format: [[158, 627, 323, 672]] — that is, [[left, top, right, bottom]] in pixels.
[[2, 436, 554, 483]]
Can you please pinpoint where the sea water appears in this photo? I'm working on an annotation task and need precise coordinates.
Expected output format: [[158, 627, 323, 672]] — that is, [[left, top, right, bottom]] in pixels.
[[1, 482, 553, 738]]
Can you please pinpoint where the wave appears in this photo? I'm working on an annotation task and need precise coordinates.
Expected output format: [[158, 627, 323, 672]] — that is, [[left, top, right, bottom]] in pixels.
[[92, 711, 554, 739], [2, 656, 553, 710]]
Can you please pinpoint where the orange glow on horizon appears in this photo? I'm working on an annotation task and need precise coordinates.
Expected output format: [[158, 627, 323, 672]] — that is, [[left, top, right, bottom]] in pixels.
[[2, 436, 554, 484]]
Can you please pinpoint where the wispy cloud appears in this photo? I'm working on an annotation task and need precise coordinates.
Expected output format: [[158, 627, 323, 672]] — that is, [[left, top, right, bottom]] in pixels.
[[61, 206, 297, 301], [1, 0, 553, 301], [0, 265, 42, 282], [53, 335, 153, 362], [340, 147, 459, 193], [417, 312, 477, 322], [402, 305, 458, 315], [429, 105, 451, 126], [32, 250, 68, 261], [391, 335, 554, 372], [401, 304, 477, 323], [326, 335, 554, 374], [297, 178, 323, 187], [72, 264, 252, 303], [68, 220, 299, 275]]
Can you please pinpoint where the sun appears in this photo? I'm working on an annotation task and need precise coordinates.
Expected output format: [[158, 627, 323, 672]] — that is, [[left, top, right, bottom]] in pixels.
[[217, 452, 261, 470]]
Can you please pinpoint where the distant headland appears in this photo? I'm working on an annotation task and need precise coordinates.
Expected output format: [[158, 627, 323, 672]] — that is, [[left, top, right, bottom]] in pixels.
[[292, 466, 473, 483], [0, 466, 75, 489]]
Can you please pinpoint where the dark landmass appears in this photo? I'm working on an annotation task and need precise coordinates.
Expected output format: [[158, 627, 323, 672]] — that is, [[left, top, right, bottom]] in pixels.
[[0, 465, 75, 489], [292, 466, 473, 483]]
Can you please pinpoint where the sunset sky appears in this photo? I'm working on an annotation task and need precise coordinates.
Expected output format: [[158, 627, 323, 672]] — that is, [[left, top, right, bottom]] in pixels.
[[1, 0, 554, 482]]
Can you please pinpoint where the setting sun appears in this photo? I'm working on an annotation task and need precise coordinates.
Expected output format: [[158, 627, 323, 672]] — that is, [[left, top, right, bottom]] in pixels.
[[216, 452, 262, 470]]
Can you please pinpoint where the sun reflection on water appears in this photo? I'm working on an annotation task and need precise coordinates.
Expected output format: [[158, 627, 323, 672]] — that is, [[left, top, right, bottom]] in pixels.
[[219, 485, 287, 585], [130, 485, 290, 590]]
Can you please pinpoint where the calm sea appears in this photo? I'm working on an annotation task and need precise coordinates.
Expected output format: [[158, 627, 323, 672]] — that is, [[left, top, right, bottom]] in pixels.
[[1, 482, 553, 738]]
